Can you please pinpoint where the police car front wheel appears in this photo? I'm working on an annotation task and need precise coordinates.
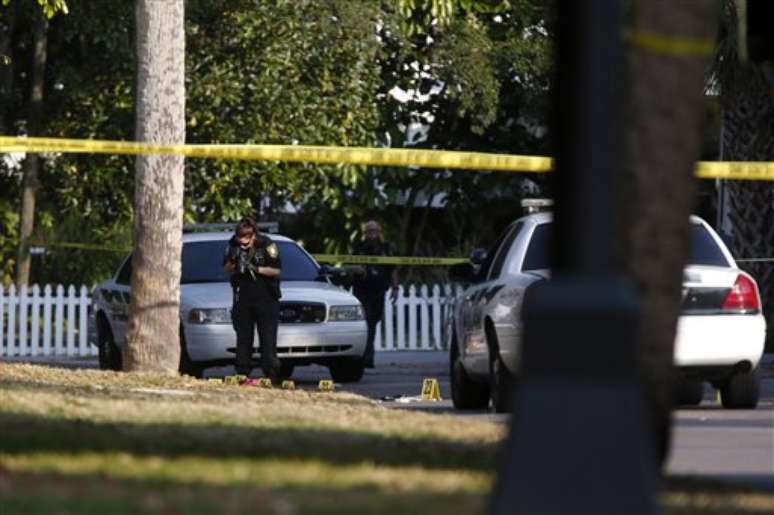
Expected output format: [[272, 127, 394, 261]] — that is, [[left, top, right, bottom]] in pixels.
[[329, 357, 365, 383], [97, 315, 122, 371]]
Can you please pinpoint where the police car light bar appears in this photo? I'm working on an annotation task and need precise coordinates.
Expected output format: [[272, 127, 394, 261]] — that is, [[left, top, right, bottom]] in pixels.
[[521, 198, 553, 214]]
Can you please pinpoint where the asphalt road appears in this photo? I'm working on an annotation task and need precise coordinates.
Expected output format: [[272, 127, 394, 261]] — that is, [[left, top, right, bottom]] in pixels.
[[6, 351, 773, 490], [285, 352, 774, 490]]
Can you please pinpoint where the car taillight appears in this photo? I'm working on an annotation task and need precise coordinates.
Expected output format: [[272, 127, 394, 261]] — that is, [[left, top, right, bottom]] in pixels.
[[721, 274, 760, 311]]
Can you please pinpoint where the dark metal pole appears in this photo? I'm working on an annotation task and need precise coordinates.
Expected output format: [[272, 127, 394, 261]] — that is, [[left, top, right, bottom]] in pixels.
[[490, 1, 658, 514]]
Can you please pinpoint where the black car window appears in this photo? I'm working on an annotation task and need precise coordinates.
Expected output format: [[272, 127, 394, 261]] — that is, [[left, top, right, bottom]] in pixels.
[[488, 222, 523, 280], [276, 242, 320, 280], [517, 221, 728, 271], [478, 223, 516, 280], [689, 223, 730, 266], [522, 223, 552, 271], [180, 240, 318, 284], [115, 255, 132, 285]]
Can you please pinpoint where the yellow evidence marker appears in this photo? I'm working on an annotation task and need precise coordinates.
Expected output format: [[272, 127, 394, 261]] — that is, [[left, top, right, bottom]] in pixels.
[[257, 378, 273, 388], [318, 380, 334, 392], [281, 380, 295, 390], [207, 378, 223, 385], [224, 374, 247, 385], [421, 378, 442, 401]]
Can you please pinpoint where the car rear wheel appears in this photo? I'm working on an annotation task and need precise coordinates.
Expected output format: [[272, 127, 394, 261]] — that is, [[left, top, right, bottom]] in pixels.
[[674, 378, 704, 406], [720, 369, 760, 409], [97, 316, 122, 371], [329, 357, 365, 383], [489, 350, 513, 413], [450, 336, 490, 410]]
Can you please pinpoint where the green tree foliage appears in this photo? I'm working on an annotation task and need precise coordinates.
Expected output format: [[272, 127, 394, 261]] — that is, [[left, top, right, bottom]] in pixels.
[[365, 1, 553, 280], [0, 0, 67, 18], [0, 0, 555, 285], [185, 0, 383, 223], [396, 0, 511, 35]]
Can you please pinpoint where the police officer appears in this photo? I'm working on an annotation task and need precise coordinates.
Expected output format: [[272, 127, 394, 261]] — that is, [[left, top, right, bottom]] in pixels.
[[352, 220, 399, 368], [223, 217, 282, 383]]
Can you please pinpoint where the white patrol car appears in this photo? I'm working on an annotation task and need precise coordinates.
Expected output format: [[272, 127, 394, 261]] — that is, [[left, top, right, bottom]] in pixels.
[[446, 212, 766, 412], [91, 229, 368, 382]]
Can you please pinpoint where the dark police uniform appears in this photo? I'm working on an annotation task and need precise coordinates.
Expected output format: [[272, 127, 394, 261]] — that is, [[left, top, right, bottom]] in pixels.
[[223, 234, 282, 381], [352, 239, 395, 367]]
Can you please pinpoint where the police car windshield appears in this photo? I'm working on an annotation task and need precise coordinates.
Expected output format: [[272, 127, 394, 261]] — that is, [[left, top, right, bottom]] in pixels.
[[180, 240, 319, 284]]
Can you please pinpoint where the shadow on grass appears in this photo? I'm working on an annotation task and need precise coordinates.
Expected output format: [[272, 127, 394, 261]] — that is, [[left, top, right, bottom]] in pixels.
[[3, 467, 773, 515], [0, 410, 498, 472], [1, 469, 488, 515]]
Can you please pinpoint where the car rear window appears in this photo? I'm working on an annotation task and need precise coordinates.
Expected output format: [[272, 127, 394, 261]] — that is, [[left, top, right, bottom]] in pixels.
[[522, 223, 552, 271], [518, 221, 728, 270], [180, 240, 318, 284], [689, 223, 730, 266]]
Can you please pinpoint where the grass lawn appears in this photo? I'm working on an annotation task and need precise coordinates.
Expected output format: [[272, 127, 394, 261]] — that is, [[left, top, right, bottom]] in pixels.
[[1, 362, 772, 514]]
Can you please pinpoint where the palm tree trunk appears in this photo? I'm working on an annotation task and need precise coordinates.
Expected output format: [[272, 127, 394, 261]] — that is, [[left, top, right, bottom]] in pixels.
[[618, 2, 716, 463], [125, 0, 186, 374], [0, 3, 17, 134], [398, 185, 419, 255], [15, 10, 48, 287]]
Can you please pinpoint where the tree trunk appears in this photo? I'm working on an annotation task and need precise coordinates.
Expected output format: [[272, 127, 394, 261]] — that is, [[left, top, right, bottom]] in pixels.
[[398, 185, 419, 255], [125, 0, 186, 374], [0, 3, 17, 134], [618, 2, 716, 463], [411, 191, 435, 257], [15, 10, 48, 287]]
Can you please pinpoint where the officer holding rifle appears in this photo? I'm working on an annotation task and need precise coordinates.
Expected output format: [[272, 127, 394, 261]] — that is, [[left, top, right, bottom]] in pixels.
[[223, 217, 282, 383]]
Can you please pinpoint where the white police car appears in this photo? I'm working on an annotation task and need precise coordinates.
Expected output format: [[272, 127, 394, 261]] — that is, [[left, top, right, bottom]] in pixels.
[[447, 212, 766, 412], [91, 228, 368, 382]]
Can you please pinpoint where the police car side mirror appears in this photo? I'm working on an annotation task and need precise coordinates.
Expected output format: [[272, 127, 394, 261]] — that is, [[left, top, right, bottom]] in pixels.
[[449, 262, 475, 284], [469, 248, 487, 266], [317, 265, 350, 287], [316, 264, 334, 282]]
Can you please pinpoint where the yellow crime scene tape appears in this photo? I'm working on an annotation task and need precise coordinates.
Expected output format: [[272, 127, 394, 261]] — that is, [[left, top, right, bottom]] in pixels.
[[623, 28, 715, 58], [694, 161, 774, 181], [29, 241, 774, 266], [314, 254, 466, 266], [26, 240, 466, 265], [0, 136, 553, 173], [26, 240, 132, 253], [3, 136, 774, 180]]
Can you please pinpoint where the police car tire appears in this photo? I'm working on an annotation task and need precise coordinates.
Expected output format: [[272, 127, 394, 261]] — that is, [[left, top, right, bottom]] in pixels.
[[179, 329, 205, 378], [673, 378, 704, 406], [720, 369, 760, 409], [329, 357, 365, 383], [484, 320, 513, 413], [489, 351, 513, 414], [279, 362, 295, 380], [97, 316, 122, 371], [450, 337, 490, 410]]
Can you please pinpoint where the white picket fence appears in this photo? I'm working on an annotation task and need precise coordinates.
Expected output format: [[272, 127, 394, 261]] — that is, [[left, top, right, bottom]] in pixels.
[[0, 284, 95, 358], [375, 284, 461, 351], [0, 283, 461, 358]]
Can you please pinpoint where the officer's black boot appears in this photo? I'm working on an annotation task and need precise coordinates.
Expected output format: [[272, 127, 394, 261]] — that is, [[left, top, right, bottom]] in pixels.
[[363, 315, 377, 368], [364, 339, 375, 369], [257, 308, 282, 385]]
